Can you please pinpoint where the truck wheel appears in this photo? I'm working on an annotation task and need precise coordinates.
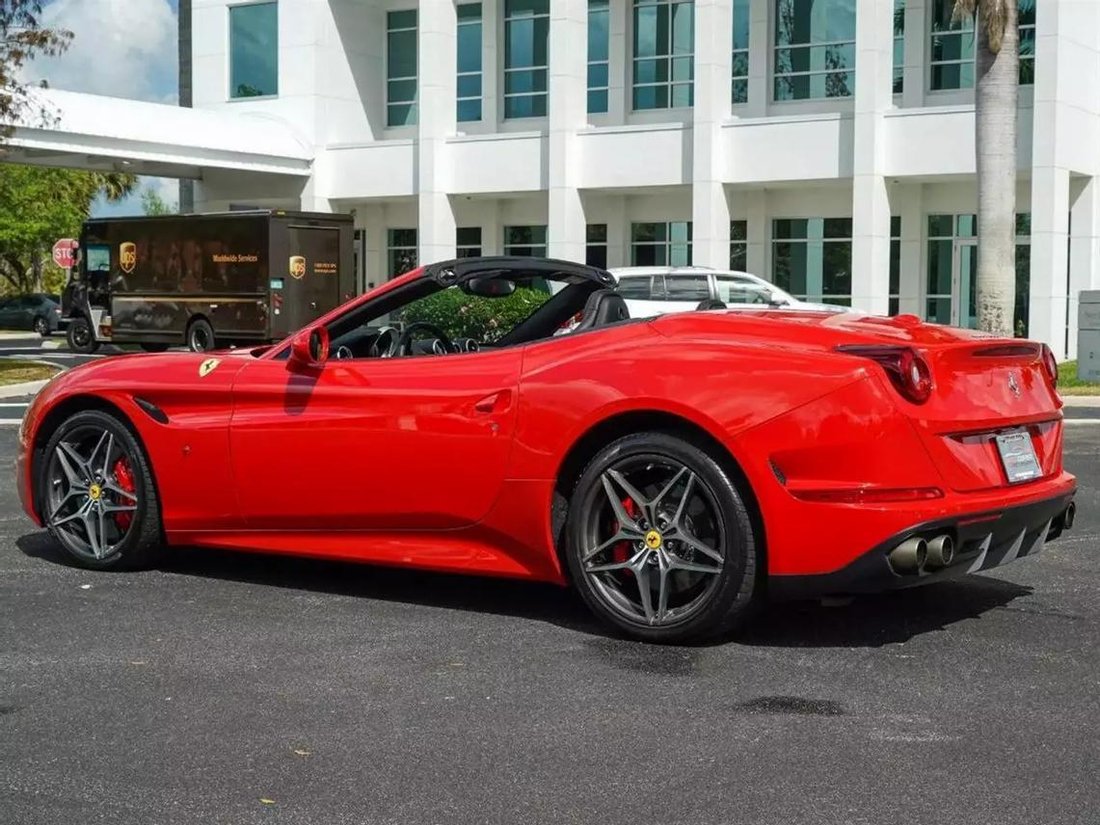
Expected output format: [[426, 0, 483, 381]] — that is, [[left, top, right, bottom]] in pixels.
[[186, 318, 216, 353], [66, 317, 99, 354]]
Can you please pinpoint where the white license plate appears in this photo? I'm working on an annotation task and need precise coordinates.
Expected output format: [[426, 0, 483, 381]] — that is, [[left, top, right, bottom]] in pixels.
[[995, 430, 1042, 484]]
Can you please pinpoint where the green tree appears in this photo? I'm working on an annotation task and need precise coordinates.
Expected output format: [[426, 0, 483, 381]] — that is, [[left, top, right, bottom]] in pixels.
[[141, 183, 174, 216], [0, 164, 135, 293], [0, 1, 74, 139], [954, 0, 1020, 336]]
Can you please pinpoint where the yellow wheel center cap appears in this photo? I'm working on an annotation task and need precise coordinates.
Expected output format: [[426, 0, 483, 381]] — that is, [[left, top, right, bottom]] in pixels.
[[644, 530, 663, 550], [88, 484, 102, 501]]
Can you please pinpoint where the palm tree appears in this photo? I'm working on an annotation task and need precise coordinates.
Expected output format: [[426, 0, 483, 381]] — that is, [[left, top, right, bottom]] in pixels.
[[954, 0, 1019, 336], [92, 172, 138, 203]]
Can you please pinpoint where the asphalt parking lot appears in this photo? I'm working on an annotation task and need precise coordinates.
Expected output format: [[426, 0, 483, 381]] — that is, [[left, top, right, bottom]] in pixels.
[[1, 416, 1098, 824]]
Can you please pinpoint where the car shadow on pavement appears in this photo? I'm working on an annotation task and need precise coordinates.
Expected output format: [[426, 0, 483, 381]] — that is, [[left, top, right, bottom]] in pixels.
[[738, 575, 1034, 648], [18, 531, 1032, 648], [16, 531, 609, 638]]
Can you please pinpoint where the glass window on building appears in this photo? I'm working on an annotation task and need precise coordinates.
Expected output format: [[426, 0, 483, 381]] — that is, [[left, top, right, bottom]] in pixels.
[[504, 0, 550, 119], [229, 2, 278, 99], [586, 224, 609, 268], [730, 220, 748, 270], [930, 0, 1036, 90], [1019, 1, 1036, 86], [387, 228, 418, 278], [925, 214, 976, 326], [1015, 212, 1031, 337], [457, 227, 482, 258], [889, 216, 901, 315], [633, 0, 695, 111], [732, 2, 749, 104], [504, 225, 548, 256], [772, 218, 853, 306], [387, 10, 418, 126], [773, 0, 857, 101], [893, 0, 905, 94], [589, 0, 610, 114], [457, 4, 483, 122], [631, 222, 692, 266]]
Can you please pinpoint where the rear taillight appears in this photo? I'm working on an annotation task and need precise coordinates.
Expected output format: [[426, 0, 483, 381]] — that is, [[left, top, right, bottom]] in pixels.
[[837, 345, 934, 404], [1040, 344, 1058, 389]]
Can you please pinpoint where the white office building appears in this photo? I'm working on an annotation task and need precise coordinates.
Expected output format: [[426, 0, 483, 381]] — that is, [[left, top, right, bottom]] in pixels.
[[10, 1, 1100, 357]]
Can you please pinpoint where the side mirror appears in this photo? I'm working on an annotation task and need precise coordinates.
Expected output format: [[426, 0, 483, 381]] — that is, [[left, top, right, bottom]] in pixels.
[[289, 326, 329, 370]]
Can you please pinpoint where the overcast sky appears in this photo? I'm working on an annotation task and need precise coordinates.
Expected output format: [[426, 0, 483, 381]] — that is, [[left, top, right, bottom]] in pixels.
[[25, 0, 182, 215]]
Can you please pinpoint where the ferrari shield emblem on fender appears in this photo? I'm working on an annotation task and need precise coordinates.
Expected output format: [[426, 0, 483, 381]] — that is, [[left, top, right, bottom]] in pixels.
[[289, 255, 306, 280], [198, 358, 221, 378], [119, 242, 137, 275]]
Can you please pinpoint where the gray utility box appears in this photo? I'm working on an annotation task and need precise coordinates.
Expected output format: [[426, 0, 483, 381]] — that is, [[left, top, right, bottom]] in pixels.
[[1079, 291, 1100, 381]]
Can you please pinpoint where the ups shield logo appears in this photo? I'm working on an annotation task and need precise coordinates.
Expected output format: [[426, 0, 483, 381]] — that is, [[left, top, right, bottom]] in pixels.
[[289, 256, 306, 280], [120, 242, 137, 275]]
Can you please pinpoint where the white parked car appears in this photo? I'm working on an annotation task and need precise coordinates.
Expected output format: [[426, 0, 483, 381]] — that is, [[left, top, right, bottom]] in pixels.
[[609, 266, 841, 317]]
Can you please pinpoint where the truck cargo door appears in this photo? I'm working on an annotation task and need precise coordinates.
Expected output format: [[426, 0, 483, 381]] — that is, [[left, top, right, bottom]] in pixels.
[[277, 226, 345, 333]]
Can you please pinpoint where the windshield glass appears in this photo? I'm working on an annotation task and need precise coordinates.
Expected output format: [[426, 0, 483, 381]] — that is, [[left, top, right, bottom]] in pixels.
[[396, 277, 553, 344], [715, 275, 782, 305]]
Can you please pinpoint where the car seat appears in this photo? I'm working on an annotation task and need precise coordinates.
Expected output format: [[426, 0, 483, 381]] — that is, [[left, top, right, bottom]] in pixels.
[[574, 289, 630, 331], [696, 298, 728, 311]]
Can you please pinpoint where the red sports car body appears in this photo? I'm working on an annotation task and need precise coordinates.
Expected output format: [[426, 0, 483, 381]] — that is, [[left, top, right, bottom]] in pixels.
[[17, 257, 1077, 642]]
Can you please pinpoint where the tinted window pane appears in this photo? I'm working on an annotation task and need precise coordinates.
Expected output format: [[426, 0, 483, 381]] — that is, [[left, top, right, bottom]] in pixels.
[[230, 3, 278, 98], [616, 277, 652, 299], [665, 275, 710, 300]]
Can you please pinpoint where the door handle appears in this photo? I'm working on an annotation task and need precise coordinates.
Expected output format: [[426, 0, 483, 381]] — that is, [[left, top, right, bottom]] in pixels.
[[474, 390, 512, 414]]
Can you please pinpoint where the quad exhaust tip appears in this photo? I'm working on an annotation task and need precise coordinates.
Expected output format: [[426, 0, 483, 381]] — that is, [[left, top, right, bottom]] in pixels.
[[888, 537, 927, 574], [925, 535, 955, 570]]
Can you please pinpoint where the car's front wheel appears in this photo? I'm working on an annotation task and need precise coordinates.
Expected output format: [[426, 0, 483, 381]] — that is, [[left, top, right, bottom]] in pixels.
[[39, 409, 163, 570], [565, 431, 759, 643]]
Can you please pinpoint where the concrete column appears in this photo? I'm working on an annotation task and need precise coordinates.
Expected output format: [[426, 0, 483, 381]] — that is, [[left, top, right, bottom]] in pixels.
[[1067, 178, 1100, 359], [691, 0, 733, 269], [481, 0, 500, 128], [745, 0, 768, 117], [901, 0, 926, 109], [746, 188, 768, 278], [898, 183, 924, 316], [605, 194, 628, 268], [850, 0, 893, 314], [417, 0, 458, 265], [482, 199, 502, 256], [608, 0, 628, 122], [1029, 167, 1071, 357], [548, 0, 589, 263], [359, 203, 386, 290]]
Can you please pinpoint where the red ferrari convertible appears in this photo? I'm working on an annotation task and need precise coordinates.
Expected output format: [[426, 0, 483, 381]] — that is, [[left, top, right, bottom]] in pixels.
[[17, 257, 1077, 642]]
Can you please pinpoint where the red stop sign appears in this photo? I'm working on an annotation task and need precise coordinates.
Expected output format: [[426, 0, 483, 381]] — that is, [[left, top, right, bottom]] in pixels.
[[53, 238, 78, 269]]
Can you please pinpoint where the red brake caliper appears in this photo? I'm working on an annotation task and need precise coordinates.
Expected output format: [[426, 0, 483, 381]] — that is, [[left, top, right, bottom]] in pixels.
[[611, 498, 638, 567], [111, 457, 136, 530]]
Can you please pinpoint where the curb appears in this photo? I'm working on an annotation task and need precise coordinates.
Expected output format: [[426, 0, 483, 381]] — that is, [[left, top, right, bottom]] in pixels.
[[1061, 395, 1100, 408], [0, 379, 50, 399]]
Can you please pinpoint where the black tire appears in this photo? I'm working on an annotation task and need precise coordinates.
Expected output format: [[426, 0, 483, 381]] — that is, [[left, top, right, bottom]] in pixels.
[[33, 315, 50, 336], [564, 431, 758, 643], [186, 318, 215, 352], [66, 316, 99, 354], [38, 409, 163, 571], [140, 343, 170, 353]]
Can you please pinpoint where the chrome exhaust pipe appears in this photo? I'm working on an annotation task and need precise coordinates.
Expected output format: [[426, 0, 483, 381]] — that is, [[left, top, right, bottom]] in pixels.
[[925, 535, 955, 570], [1064, 502, 1076, 531], [888, 537, 927, 574]]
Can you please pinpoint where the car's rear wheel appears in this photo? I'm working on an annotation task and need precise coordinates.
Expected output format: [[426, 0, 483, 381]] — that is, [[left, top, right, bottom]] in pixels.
[[33, 315, 50, 336], [565, 432, 758, 643], [39, 410, 163, 570]]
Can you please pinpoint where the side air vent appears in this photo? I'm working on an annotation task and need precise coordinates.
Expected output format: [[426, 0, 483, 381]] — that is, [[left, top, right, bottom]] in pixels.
[[133, 397, 169, 425]]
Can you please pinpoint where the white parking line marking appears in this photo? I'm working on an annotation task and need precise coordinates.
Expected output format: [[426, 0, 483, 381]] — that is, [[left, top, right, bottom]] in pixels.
[[1064, 419, 1100, 426], [0, 419, 24, 425], [0, 403, 29, 407]]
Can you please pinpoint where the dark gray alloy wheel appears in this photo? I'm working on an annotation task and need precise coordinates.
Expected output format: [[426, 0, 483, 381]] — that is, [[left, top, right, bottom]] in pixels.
[[40, 409, 163, 570], [565, 431, 758, 643]]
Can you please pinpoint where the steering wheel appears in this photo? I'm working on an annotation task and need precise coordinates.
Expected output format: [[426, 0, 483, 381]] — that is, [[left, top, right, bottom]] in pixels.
[[398, 321, 454, 356], [369, 326, 400, 358]]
